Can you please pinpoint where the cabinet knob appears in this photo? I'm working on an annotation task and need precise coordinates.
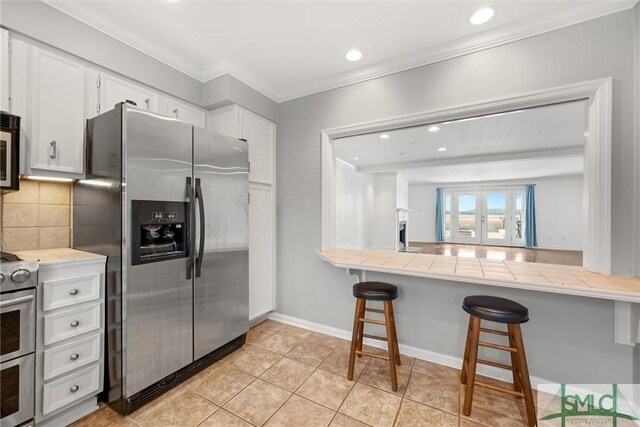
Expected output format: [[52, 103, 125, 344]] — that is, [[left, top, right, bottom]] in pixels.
[[70, 353, 80, 361], [69, 288, 79, 296], [70, 320, 80, 328], [173, 108, 178, 117], [49, 141, 57, 159], [145, 98, 150, 109], [69, 385, 79, 393]]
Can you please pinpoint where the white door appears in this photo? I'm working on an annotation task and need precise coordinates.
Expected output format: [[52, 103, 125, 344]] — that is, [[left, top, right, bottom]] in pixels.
[[93, 71, 158, 116], [30, 48, 87, 176], [240, 109, 274, 184], [164, 98, 206, 128], [452, 192, 481, 244], [482, 191, 512, 246], [248, 185, 275, 320]]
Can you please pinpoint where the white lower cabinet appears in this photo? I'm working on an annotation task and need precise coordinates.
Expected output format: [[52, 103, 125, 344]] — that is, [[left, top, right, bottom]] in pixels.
[[36, 257, 106, 426]]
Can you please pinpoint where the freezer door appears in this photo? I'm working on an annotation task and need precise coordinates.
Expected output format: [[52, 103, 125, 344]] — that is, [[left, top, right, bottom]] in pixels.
[[193, 127, 249, 360], [123, 106, 194, 397]]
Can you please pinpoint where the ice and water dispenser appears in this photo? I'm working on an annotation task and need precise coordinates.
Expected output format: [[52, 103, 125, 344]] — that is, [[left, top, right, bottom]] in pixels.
[[131, 200, 189, 265]]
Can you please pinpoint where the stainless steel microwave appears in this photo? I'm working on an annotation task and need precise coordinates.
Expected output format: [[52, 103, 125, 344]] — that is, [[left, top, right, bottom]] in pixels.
[[1, 112, 20, 192]]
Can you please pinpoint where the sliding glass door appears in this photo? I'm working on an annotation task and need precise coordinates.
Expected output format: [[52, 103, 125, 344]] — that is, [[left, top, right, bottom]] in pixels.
[[444, 187, 525, 247]]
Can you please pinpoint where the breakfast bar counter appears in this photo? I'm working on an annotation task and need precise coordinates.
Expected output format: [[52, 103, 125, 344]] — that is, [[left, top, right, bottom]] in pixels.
[[318, 249, 640, 345]]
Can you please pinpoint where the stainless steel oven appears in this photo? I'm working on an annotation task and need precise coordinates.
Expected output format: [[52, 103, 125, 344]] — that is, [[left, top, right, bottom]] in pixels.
[[0, 112, 20, 192], [1, 254, 37, 427]]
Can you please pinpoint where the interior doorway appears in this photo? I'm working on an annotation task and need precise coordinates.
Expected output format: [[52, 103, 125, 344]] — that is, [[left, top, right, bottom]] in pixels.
[[445, 188, 525, 247]]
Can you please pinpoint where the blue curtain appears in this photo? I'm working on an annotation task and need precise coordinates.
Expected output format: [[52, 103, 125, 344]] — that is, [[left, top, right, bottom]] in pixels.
[[525, 184, 537, 247], [435, 188, 445, 243]]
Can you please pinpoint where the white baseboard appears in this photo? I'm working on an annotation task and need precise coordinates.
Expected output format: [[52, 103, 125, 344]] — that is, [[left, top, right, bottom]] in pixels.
[[268, 311, 554, 390]]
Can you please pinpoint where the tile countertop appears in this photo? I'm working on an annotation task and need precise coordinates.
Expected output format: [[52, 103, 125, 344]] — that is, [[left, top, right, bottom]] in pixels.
[[14, 248, 106, 266], [318, 249, 640, 303]]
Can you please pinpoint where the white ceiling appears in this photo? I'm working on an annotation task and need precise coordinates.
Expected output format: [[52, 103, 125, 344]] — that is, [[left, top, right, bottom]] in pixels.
[[401, 156, 584, 184], [43, 0, 635, 101], [334, 100, 586, 183]]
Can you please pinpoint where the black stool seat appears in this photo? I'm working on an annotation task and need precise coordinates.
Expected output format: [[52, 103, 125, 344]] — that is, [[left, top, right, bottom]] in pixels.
[[462, 295, 529, 324], [353, 282, 398, 301]]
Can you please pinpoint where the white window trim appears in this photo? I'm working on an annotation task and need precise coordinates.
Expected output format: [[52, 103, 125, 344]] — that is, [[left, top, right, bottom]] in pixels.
[[321, 78, 612, 274]]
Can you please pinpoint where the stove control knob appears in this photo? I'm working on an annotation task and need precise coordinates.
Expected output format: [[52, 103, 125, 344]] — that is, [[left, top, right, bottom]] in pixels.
[[11, 269, 31, 283]]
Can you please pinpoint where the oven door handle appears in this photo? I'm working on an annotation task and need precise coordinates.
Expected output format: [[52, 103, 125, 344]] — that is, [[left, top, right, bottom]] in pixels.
[[0, 295, 34, 308]]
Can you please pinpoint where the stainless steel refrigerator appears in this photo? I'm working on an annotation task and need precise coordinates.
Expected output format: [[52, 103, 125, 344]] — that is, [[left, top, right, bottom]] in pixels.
[[73, 103, 249, 414]]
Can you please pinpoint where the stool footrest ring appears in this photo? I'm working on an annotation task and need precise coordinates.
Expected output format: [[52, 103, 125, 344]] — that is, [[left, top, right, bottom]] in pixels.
[[362, 333, 387, 341], [358, 318, 386, 325], [477, 359, 514, 371], [355, 350, 389, 361], [479, 327, 509, 336], [476, 381, 525, 398], [478, 341, 517, 352]]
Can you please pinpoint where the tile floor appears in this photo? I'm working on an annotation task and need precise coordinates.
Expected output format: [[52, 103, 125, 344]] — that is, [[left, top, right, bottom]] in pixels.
[[73, 319, 531, 427]]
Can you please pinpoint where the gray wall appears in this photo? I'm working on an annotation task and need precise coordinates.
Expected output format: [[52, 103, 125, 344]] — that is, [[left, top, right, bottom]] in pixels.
[[276, 11, 637, 384], [202, 74, 278, 122], [0, 1, 278, 118], [0, 1, 202, 105]]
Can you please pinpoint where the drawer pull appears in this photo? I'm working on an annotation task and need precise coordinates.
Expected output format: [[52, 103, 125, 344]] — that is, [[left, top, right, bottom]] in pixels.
[[69, 385, 79, 393], [70, 320, 80, 328], [69, 288, 79, 296], [69, 353, 80, 361]]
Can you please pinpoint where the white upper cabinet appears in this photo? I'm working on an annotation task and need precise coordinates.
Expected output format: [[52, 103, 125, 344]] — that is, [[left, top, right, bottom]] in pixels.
[[207, 105, 275, 184], [28, 47, 88, 177], [0, 28, 9, 111], [91, 70, 158, 117], [161, 97, 206, 128]]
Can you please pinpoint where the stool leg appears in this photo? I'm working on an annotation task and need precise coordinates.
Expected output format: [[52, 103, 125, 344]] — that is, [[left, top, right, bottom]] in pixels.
[[508, 325, 523, 394], [387, 301, 401, 366], [510, 324, 537, 427], [348, 298, 365, 380], [462, 316, 481, 416], [460, 316, 474, 385], [383, 301, 398, 391], [356, 299, 366, 357]]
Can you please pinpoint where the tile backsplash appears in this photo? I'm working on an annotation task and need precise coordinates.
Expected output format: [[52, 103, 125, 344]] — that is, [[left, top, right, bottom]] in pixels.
[[1, 179, 72, 252]]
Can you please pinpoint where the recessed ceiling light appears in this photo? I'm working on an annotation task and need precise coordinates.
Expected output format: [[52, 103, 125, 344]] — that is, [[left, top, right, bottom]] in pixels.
[[354, 157, 359, 160], [428, 126, 440, 132], [166, 0, 181, 3], [379, 134, 390, 139], [345, 49, 363, 62], [470, 7, 495, 25], [438, 147, 447, 152], [475, 178, 480, 181]]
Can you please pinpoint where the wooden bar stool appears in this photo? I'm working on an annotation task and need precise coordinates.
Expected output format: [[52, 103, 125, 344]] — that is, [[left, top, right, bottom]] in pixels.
[[460, 295, 537, 427], [347, 282, 401, 391]]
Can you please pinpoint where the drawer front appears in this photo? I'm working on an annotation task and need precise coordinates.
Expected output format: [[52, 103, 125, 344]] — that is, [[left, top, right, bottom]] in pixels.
[[44, 303, 101, 346], [42, 364, 100, 416], [43, 333, 101, 381], [43, 273, 100, 312]]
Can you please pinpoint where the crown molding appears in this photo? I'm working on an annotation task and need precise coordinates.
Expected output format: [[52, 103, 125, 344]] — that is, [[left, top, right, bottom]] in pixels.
[[277, 1, 637, 102], [41, 0, 207, 81], [42, 0, 635, 104]]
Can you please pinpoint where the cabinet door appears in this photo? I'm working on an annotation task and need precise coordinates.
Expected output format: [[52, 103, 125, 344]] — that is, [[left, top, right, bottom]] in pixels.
[[206, 105, 240, 138], [249, 185, 275, 320], [30, 48, 87, 176], [94, 71, 158, 116], [240, 110, 274, 184], [0, 29, 9, 111], [164, 98, 206, 127]]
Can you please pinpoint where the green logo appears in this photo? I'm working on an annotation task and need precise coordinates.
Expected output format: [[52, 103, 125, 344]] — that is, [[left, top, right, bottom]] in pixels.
[[540, 384, 639, 426]]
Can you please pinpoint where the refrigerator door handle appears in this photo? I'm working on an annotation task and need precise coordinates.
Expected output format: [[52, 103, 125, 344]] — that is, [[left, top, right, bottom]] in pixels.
[[186, 176, 195, 280], [195, 178, 205, 278]]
